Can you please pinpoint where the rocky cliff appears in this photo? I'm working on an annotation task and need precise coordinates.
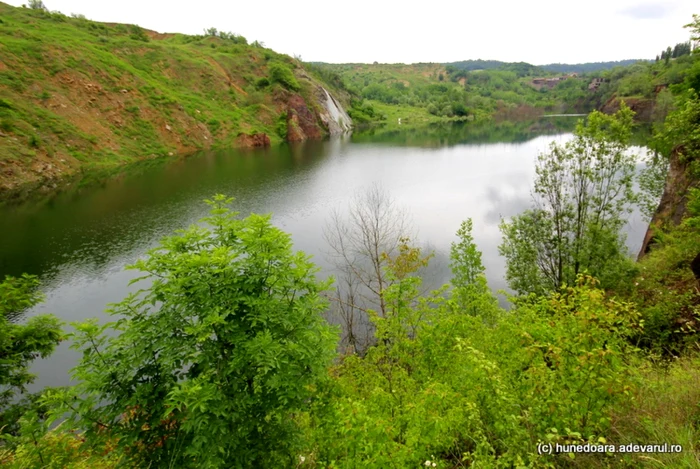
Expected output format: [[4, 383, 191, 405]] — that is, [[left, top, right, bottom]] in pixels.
[[638, 147, 700, 258]]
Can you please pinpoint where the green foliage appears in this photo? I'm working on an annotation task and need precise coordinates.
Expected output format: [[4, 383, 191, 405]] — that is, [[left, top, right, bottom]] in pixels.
[[540, 59, 648, 74], [128, 25, 149, 42], [624, 188, 700, 355], [638, 149, 669, 220], [305, 264, 640, 467], [268, 62, 300, 92], [0, 274, 62, 436], [27, 0, 47, 11], [254, 76, 270, 90], [449, 219, 498, 320], [203, 27, 247, 44], [685, 14, 700, 44], [655, 89, 700, 175], [500, 106, 639, 295], [1, 414, 124, 468], [276, 111, 287, 139], [617, 69, 655, 97], [47, 196, 338, 468], [347, 99, 379, 124], [319, 61, 594, 126]]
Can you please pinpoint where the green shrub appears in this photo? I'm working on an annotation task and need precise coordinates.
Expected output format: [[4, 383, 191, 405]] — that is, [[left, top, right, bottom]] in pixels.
[[47, 196, 338, 468], [254, 77, 270, 90], [268, 62, 300, 91], [128, 25, 149, 42], [276, 112, 287, 139]]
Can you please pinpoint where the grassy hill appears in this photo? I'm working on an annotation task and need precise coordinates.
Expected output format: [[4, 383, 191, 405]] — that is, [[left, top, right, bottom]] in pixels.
[[318, 60, 598, 126], [0, 2, 350, 197]]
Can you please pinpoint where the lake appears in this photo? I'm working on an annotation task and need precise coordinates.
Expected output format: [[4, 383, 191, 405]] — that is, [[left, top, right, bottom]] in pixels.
[[0, 119, 650, 392]]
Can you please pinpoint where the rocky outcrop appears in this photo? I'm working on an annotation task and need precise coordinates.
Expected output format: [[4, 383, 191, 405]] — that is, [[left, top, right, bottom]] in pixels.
[[284, 86, 353, 142], [236, 132, 271, 148], [638, 146, 700, 258], [600, 96, 654, 121], [286, 95, 323, 142]]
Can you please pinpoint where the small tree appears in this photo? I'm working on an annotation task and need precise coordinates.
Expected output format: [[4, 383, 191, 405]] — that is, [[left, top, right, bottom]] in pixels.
[[48, 196, 338, 468], [499, 105, 638, 295], [324, 184, 415, 353], [449, 219, 499, 320], [27, 0, 47, 11]]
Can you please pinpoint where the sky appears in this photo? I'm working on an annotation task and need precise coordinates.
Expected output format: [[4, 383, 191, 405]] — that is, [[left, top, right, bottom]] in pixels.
[[5, 0, 698, 64]]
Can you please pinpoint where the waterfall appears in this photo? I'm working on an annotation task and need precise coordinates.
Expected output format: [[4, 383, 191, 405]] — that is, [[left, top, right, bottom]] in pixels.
[[320, 87, 352, 135]]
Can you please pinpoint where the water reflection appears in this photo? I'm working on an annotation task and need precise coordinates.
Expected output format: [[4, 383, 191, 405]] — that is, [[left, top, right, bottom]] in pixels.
[[0, 118, 648, 392]]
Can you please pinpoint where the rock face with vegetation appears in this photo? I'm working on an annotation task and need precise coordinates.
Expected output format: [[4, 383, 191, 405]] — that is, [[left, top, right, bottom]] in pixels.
[[0, 2, 352, 197]]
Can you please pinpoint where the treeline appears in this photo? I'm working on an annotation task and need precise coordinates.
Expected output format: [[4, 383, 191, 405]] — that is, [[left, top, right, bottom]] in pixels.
[[656, 42, 693, 63], [540, 59, 649, 74], [444, 59, 648, 75]]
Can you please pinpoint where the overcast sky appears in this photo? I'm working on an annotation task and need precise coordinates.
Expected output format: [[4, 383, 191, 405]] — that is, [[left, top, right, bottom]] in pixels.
[[5, 0, 698, 64]]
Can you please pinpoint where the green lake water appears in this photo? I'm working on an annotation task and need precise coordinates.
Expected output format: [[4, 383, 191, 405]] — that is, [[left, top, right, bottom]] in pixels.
[[0, 119, 649, 392]]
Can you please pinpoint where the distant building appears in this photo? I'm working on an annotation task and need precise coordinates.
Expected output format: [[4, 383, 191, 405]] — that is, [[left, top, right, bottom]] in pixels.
[[531, 75, 572, 89]]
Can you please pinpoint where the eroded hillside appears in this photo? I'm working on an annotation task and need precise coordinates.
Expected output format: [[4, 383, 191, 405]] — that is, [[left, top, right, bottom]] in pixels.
[[0, 3, 351, 196]]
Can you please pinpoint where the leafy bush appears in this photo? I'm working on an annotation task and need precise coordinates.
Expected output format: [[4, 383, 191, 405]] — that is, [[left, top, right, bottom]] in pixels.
[[254, 77, 270, 90], [304, 254, 640, 467], [347, 100, 378, 123], [268, 63, 300, 92], [47, 196, 338, 468], [128, 25, 149, 42]]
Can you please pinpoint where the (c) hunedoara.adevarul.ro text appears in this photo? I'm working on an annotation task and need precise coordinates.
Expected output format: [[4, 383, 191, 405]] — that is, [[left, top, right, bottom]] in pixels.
[[537, 442, 683, 455]]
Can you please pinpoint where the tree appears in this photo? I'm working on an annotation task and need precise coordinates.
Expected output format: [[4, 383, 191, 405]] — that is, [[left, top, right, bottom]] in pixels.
[[323, 184, 417, 353], [499, 106, 638, 295], [655, 89, 700, 169], [0, 274, 62, 436], [27, 0, 47, 10], [449, 219, 498, 320], [48, 195, 338, 468]]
